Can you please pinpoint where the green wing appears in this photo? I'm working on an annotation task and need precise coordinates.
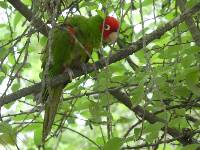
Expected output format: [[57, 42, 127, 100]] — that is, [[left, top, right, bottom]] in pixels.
[[41, 15, 103, 142], [42, 28, 74, 76], [41, 27, 74, 142]]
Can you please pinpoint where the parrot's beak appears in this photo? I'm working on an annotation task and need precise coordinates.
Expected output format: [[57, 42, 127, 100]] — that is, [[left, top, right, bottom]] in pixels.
[[106, 32, 118, 43]]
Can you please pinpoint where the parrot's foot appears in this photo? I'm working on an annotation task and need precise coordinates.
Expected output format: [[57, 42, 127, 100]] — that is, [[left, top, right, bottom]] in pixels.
[[64, 68, 74, 81]]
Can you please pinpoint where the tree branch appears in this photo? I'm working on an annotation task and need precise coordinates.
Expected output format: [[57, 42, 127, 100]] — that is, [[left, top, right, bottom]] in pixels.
[[7, 0, 48, 36], [109, 89, 197, 145], [0, 2, 200, 106], [177, 0, 200, 46]]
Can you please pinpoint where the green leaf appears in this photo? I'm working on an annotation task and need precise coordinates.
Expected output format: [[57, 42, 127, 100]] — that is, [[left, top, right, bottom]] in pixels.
[[160, 45, 180, 59], [144, 122, 163, 133], [143, 0, 152, 7], [184, 46, 200, 54], [0, 48, 7, 60], [96, 137, 105, 145], [181, 54, 195, 68], [0, 122, 12, 134], [186, 0, 199, 8], [103, 137, 123, 150], [101, 0, 108, 7], [134, 128, 141, 140], [39, 36, 48, 46], [22, 0, 32, 5], [13, 12, 22, 28], [59, 101, 70, 112], [188, 85, 200, 96], [0, 23, 7, 28], [89, 101, 102, 122], [65, 77, 85, 90], [0, 133, 16, 145], [185, 68, 200, 96], [124, 135, 135, 143], [116, 117, 131, 124], [27, 148, 36, 150], [0, 1, 7, 8], [135, 49, 147, 64], [181, 144, 200, 150], [169, 117, 188, 130], [81, 2, 97, 8], [99, 93, 115, 107], [111, 75, 129, 83], [23, 124, 41, 132], [11, 83, 20, 92], [34, 127, 42, 145], [174, 86, 190, 97], [8, 53, 15, 65], [24, 63, 32, 68], [74, 98, 90, 111], [0, 72, 5, 84], [175, 109, 185, 116], [94, 70, 113, 91], [131, 85, 144, 104], [97, 10, 106, 18], [146, 132, 159, 143], [145, 122, 164, 142], [0, 122, 17, 145], [186, 68, 199, 85], [109, 62, 126, 75], [1, 64, 8, 75], [179, 23, 188, 32]]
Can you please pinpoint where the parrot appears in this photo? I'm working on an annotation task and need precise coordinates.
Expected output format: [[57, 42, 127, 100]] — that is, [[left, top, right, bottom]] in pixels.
[[41, 14, 119, 142]]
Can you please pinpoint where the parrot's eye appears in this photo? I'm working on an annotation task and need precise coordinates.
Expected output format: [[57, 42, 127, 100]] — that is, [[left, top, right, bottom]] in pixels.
[[104, 24, 110, 31]]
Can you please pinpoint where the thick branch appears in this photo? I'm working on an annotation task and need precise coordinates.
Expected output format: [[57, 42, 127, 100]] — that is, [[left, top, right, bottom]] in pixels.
[[109, 89, 197, 145], [0, 2, 200, 106], [7, 0, 48, 36]]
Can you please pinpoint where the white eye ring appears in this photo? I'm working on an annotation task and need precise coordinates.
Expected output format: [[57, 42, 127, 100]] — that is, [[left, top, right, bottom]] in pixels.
[[104, 24, 110, 31]]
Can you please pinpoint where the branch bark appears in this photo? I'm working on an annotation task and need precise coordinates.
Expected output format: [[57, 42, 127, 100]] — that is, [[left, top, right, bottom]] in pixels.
[[109, 89, 197, 145], [1, 2, 200, 106], [7, 0, 48, 36]]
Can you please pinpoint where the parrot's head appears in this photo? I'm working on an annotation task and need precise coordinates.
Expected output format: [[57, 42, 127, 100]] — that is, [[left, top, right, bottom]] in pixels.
[[100, 16, 119, 43]]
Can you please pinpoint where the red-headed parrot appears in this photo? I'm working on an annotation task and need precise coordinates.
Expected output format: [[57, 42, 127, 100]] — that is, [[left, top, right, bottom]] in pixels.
[[41, 15, 119, 141]]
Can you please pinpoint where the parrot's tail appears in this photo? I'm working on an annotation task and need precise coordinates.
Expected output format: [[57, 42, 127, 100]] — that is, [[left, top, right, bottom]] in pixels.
[[42, 85, 63, 142]]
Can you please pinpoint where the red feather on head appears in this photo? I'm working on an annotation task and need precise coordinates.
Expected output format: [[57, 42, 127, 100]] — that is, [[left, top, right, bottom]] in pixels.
[[100, 16, 120, 40]]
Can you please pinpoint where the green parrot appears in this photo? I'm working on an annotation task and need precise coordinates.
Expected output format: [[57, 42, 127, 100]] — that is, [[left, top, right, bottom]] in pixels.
[[41, 15, 119, 141]]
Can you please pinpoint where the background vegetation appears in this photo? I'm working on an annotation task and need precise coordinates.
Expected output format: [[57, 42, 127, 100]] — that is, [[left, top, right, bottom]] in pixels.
[[0, 0, 200, 149]]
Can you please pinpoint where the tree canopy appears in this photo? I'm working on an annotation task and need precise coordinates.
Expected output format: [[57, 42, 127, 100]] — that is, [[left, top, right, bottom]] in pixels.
[[0, 0, 200, 149]]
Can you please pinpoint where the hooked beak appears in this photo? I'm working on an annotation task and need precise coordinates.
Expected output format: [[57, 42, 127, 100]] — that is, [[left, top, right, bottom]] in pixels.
[[106, 32, 118, 43]]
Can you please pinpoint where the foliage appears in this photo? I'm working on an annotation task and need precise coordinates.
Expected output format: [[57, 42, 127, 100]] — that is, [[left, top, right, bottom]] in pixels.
[[0, 0, 200, 149]]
